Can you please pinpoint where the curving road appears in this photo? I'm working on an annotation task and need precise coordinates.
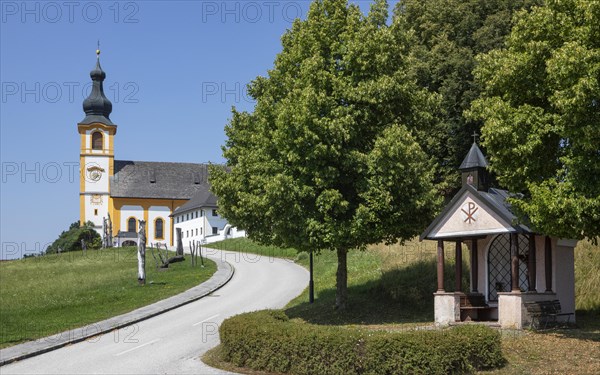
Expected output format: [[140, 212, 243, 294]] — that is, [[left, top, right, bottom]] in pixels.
[[2, 250, 309, 374]]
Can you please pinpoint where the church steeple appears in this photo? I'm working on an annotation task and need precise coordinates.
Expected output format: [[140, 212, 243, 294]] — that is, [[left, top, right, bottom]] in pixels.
[[77, 46, 117, 233], [81, 47, 114, 126], [459, 133, 489, 191]]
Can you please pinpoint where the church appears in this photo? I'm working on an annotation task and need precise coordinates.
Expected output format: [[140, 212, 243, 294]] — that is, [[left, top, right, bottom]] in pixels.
[[78, 50, 244, 247]]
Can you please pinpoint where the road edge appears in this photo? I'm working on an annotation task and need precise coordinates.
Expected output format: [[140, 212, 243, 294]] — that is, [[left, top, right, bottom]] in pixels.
[[0, 256, 234, 367]]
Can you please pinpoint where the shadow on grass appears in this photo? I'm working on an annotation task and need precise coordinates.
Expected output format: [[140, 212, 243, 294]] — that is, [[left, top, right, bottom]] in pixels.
[[533, 309, 600, 343], [285, 259, 470, 326]]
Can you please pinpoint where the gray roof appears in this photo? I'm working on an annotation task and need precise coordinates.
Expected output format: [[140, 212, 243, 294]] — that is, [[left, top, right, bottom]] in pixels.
[[79, 115, 115, 126], [171, 185, 218, 216], [459, 143, 488, 170], [110, 160, 210, 200], [479, 188, 526, 229]]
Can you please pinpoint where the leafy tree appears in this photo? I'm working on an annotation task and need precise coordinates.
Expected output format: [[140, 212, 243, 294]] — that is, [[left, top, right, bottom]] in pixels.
[[46, 221, 102, 254], [469, 0, 600, 240], [210, 0, 441, 309], [394, 0, 540, 195]]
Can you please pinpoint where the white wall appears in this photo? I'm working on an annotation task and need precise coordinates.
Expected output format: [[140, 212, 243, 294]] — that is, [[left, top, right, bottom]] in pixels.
[[173, 208, 245, 247], [555, 244, 576, 318], [120, 205, 144, 232], [84, 193, 110, 229], [81, 153, 111, 231], [147, 206, 171, 246], [206, 208, 228, 237], [174, 210, 205, 247]]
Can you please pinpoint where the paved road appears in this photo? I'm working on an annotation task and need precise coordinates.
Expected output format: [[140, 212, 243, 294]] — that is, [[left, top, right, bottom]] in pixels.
[[2, 250, 309, 374]]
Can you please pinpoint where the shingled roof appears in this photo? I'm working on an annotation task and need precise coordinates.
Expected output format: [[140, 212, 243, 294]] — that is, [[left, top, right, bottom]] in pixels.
[[110, 160, 210, 200], [171, 185, 218, 216]]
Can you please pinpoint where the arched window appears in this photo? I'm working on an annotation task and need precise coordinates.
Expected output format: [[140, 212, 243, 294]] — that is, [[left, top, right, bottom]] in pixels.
[[128, 217, 137, 233], [487, 234, 529, 301], [155, 218, 164, 239], [92, 131, 103, 150]]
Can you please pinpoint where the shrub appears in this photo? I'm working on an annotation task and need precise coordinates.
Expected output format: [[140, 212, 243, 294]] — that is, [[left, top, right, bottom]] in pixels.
[[45, 221, 102, 254], [218, 310, 504, 375]]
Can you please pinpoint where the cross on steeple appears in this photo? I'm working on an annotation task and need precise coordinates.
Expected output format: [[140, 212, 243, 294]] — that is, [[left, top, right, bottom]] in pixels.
[[472, 132, 480, 144], [96, 40, 101, 57]]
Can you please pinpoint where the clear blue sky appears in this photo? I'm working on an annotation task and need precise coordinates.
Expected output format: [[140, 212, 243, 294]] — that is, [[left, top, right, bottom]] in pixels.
[[0, 0, 395, 259]]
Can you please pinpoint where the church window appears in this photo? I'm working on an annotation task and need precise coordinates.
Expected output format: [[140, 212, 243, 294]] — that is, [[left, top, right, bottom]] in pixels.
[[155, 218, 164, 239], [196, 228, 198, 236], [200, 227, 203, 234], [212, 209, 218, 216], [92, 131, 103, 150], [212, 226, 218, 235], [128, 217, 136, 232], [94, 209, 98, 216]]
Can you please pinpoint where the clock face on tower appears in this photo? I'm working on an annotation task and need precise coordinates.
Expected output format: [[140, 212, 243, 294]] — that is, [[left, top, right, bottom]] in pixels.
[[86, 165, 105, 182]]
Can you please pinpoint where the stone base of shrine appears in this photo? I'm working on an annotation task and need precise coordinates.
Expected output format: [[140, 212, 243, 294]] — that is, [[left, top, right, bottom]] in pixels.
[[434, 292, 460, 326], [498, 291, 558, 329]]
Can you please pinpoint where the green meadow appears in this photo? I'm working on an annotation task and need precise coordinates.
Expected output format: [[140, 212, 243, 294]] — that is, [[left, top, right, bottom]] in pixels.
[[0, 247, 216, 348]]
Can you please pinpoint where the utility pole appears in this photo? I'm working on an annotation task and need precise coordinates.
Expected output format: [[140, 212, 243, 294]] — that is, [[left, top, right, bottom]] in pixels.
[[309, 250, 314, 303]]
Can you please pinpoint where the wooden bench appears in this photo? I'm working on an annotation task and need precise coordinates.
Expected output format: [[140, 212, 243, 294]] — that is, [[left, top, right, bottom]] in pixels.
[[459, 294, 494, 322], [525, 300, 574, 329]]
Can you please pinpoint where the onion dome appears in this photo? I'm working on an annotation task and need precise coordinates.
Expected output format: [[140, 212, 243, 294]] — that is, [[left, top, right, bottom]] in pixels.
[[80, 48, 114, 125]]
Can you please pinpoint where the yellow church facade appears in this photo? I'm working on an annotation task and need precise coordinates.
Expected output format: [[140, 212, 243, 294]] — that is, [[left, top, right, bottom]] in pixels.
[[78, 52, 211, 247]]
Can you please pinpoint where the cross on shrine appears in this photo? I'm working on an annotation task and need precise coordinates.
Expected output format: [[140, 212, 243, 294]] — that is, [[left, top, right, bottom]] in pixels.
[[461, 202, 479, 224]]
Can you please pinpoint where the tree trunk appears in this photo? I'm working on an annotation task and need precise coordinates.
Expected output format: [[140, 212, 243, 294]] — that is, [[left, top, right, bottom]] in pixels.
[[335, 248, 348, 310], [137, 246, 146, 283], [137, 221, 146, 285], [176, 228, 184, 256]]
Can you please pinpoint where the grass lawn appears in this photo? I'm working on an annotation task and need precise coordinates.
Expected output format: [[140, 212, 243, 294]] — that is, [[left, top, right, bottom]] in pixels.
[[0, 247, 216, 348], [206, 238, 600, 374]]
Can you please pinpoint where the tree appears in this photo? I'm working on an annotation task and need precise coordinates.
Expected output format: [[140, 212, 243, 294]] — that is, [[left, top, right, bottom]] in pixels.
[[46, 221, 101, 254], [210, 0, 441, 309], [394, 0, 541, 196], [469, 0, 600, 240]]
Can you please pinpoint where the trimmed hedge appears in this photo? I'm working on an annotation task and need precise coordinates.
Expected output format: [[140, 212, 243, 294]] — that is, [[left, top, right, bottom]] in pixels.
[[219, 310, 504, 375]]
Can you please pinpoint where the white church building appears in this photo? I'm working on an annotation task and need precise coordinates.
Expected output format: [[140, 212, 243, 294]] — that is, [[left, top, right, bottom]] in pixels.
[[78, 50, 244, 247]]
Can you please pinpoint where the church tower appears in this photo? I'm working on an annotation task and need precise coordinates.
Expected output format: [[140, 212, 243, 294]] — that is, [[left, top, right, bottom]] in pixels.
[[78, 48, 116, 232]]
